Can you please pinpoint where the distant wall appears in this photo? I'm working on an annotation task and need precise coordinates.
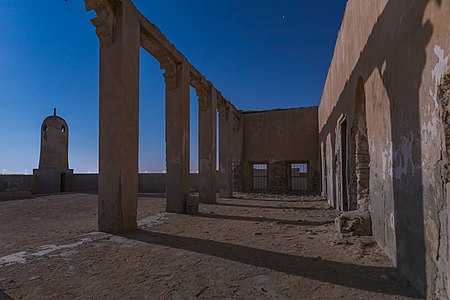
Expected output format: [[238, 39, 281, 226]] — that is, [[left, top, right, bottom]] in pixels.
[[235, 107, 319, 193], [0, 175, 35, 201], [0, 173, 200, 200], [67, 173, 200, 193]]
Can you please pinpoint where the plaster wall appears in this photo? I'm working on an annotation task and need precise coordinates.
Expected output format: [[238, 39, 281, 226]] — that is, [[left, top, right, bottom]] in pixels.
[[318, 0, 450, 297], [239, 107, 319, 193]]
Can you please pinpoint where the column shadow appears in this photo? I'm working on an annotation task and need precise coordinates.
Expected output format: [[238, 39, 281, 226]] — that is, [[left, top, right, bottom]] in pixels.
[[121, 229, 422, 298], [213, 202, 322, 211], [194, 213, 332, 226], [0, 291, 13, 300]]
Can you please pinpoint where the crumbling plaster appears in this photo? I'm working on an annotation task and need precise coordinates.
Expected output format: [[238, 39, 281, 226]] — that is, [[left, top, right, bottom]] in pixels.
[[318, 0, 450, 297]]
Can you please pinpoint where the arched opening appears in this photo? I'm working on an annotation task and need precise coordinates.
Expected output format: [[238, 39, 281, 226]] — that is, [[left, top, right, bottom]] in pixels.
[[355, 77, 370, 211], [42, 124, 48, 141], [61, 125, 66, 133]]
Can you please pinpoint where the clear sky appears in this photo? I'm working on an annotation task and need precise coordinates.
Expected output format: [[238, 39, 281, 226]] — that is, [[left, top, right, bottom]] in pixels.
[[0, 0, 347, 174]]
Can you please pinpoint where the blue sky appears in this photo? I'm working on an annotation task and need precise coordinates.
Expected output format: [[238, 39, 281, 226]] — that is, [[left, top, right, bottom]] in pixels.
[[0, 0, 346, 174]]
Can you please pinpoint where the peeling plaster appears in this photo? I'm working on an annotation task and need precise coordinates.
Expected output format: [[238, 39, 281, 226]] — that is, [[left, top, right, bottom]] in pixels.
[[422, 46, 450, 171], [381, 142, 393, 181], [394, 132, 414, 180], [432, 46, 449, 87], [390, 212, 395, 234]]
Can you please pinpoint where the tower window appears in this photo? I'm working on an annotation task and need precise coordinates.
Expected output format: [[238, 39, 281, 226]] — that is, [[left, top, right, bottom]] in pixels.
[[61, 126, 66, 133]]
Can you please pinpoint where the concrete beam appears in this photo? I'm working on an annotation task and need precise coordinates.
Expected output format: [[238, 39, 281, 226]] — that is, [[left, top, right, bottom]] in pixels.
[[140, 17, 184, 65]]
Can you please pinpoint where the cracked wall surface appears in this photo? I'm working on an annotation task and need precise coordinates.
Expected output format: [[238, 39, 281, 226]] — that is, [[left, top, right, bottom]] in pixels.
[[318, 0, 450, 297]]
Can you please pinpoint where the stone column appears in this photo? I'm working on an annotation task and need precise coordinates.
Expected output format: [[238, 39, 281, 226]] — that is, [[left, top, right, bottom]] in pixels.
[[197, 87, 217, 204], [86, 0, 141, 233], [218, 101, 233, 198], [164, 59, 190, 213], [232, 110, 243, 192]]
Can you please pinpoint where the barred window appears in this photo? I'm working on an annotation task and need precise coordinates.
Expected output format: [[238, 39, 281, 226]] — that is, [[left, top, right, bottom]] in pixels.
[[291, 163, 308, 191], [252, 163, 268, 190]]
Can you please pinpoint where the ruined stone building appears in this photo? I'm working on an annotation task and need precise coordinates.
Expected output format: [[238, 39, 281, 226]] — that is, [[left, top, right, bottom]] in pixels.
[[319, 1, 450, 298], [2, 0, 450, 299]]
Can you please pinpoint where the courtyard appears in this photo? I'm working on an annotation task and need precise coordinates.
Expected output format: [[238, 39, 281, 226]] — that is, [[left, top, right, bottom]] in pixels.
[[0, 194, 420, 299]]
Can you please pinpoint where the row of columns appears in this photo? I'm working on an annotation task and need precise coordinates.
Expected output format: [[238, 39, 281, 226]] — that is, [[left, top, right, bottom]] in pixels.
[[86, 0, 235, 233]]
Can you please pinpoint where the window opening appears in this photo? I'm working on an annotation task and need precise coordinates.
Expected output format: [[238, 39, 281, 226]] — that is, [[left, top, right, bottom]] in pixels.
[[252, 163, 268, 190], [291, 163, 308, 191]]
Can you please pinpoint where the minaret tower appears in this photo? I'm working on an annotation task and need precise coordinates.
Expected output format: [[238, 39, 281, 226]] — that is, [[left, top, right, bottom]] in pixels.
[[34, 108, 73, 193]]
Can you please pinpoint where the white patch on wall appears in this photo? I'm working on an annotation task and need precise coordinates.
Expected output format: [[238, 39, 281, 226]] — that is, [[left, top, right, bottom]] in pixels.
[[390, 212, 395, 234], [394, 132, 414, 180], [382, 143, 393, 181], [422, 45, 449, 174], [431, 46, 449, 87]]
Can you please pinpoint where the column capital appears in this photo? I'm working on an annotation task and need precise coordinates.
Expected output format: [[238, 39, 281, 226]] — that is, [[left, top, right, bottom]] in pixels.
[[218, 102, 230, 123], [194, 83, 213, 112], [196, 88, 208, 111], [160, 56, 177, 90], [85, 0, 117, 47]]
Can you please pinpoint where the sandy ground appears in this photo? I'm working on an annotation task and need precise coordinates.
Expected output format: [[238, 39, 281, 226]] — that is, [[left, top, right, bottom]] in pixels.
[[0, 193, 422, 299]]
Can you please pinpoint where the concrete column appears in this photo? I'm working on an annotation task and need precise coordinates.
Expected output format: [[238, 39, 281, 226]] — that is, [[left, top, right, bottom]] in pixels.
[[164, 60, 190, 213], [89, 0, 141, 233], [218, 101, 233, 198], [197, 87, 217, 204]]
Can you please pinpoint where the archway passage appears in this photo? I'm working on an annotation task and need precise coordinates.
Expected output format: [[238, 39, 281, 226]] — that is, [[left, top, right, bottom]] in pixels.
[[355, 78, 370, 212], [334, 79, 372, 236]]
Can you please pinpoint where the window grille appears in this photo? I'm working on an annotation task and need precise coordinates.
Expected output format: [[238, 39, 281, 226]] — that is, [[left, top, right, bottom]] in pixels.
[[291, 163, 308, 191], [252, 163, 268, 190]]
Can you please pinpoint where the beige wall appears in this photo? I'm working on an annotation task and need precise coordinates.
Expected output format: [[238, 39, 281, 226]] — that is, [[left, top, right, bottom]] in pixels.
[[318, 0, 450, 297], [237, 107, 319, 193]]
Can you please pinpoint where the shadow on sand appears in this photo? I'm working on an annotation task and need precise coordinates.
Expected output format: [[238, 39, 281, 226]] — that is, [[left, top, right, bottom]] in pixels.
[[121, 229, 421, 298]]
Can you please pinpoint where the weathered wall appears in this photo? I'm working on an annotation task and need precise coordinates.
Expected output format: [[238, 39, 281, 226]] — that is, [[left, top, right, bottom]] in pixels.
[[238, 107, 319, 193], [39, 115, 69, 170], [0, 175, 35, 201], [67, 173, 200, 193], [0, 173, 201, 199], [318, 0, 450, 297]]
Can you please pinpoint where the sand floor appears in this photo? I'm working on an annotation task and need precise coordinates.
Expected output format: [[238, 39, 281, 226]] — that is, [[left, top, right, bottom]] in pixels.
[[0, 193, 421, 299]]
